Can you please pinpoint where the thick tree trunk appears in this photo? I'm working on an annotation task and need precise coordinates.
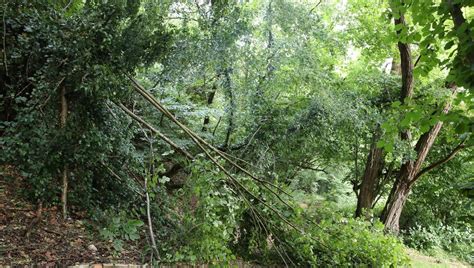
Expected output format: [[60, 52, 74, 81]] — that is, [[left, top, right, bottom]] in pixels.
[[381, 179, 410, 232], [382, 91, 455, 233], [355, 52, 401, 214], [380, 6, 415, 233], [59, 85, 68, 220], [355, 131, 384, 218]]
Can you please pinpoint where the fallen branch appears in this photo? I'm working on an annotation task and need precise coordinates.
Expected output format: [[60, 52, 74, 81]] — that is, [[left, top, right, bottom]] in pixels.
[[125, 74, 299, 230], [126, 74, 292, 199], [116, 102, 194, 160], [141, 129, 160, 261]]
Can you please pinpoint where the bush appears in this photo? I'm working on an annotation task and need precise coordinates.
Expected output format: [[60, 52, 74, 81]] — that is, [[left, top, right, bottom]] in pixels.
[[170, 158, 244, 264], [288, 218, 409, 266], [235, 200, 409, 267], [92, 209, 145, 253], [404, 223, 473, 264]]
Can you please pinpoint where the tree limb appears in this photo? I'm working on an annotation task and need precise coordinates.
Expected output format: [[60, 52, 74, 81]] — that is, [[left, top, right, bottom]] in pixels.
[[141, 128, 160, 261], [295, 164, 328, 174], [413, 140, 466, 181], [116, 102, 194, 160], [125, 74, 301, 228]]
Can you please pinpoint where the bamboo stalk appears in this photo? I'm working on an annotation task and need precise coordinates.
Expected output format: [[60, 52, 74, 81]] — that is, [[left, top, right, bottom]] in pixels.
[[125, 74, 302, 231], [116, 102, 194, 160]]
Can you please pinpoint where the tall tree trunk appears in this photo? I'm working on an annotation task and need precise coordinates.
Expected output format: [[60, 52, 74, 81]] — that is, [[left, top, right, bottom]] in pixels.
[[355, 129, 384, 218], [355, 53, 404, 219], [59, 85, 68, 220], [379, 4, 415, 233], [223, 68, 235, 149]]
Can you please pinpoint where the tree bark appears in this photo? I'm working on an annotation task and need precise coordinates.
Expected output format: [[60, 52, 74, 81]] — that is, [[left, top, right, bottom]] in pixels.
[[381, 179, 410, 232], [59, 85, 68, 220], [382, 88, 456, 233], [355, 130, 384, 218], [223, 68, 235, 149]]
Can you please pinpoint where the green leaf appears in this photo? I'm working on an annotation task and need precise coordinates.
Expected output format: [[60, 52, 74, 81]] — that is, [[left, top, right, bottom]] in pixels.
[[113, 239, 123, 252]]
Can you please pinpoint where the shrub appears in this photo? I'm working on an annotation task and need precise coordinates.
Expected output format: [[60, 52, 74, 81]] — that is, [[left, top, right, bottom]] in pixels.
[[94, 209, 144, 253], [171, 158, 244, 264], [235, 200, 409, 266], [288, 218, 409, 266], [404, 223, 473, 264]]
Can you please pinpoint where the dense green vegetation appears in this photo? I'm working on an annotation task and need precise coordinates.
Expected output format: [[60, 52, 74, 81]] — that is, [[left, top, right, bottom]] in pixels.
[[1, 0, 472, 266]]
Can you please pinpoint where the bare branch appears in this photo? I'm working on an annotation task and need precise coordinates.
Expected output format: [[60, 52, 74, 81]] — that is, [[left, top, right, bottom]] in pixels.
[[126, 74, 301, 230], [116, 102, 194, 160]]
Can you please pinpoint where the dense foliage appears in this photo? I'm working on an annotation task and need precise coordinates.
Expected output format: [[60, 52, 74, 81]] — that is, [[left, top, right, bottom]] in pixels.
[[1, 0, 472, 266]]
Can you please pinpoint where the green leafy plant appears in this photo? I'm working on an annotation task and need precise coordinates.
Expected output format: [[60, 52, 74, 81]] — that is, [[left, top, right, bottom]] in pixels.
[[171, 157, 244, 264], [404, 223, 473, 264], [281, 205, 409, 267], [98, 210, 144, 252]]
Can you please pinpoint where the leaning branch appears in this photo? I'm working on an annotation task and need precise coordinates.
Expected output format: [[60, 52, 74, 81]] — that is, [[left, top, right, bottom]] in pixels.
[[126, 74, 291, 198], [116, 102, 194, 160], [414, 140, 466, 181], [125, 74, 298, 225]]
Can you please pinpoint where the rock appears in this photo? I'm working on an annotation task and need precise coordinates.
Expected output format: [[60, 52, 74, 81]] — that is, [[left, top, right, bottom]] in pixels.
[[88, 244, 98, 252]]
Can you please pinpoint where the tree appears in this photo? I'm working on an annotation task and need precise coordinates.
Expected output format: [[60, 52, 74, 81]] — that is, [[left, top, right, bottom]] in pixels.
[[379, 0, 472, 233], [1, 0, 170, 214]]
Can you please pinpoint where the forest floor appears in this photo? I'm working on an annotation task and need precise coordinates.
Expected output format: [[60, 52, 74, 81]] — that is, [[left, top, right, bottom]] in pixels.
[[0, 166, 142, 266]]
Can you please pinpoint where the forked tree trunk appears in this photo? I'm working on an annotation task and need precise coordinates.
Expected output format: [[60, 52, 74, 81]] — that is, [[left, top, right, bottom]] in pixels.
[[355, 46, 405, 219], [59, 85, 68, 220], [382, 111, 452, 233]]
